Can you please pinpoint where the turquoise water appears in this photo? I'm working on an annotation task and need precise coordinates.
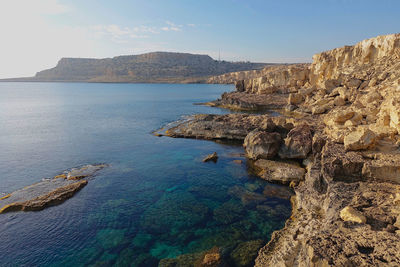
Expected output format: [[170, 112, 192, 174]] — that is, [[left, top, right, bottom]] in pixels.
[[0, 82, 291, 266]]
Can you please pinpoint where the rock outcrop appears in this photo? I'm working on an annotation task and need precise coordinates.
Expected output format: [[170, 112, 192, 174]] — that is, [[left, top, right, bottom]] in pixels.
[[162, 33, 400, 266], [0, 164, 107, 213], [243, 130, 282, 160]]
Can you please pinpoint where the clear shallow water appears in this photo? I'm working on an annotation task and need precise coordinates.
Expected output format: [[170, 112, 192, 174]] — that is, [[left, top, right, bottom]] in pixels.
[[0, 82, 291, 266]]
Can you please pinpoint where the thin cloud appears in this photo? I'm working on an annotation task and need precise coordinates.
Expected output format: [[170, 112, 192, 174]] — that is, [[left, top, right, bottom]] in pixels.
[[93, 21, 185, 43], [92, 24, 150, 42], [162, 21, 182, 32]]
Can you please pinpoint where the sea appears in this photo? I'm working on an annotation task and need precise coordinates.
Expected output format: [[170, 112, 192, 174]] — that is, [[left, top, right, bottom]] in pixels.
[[0, 82, 291, 266]]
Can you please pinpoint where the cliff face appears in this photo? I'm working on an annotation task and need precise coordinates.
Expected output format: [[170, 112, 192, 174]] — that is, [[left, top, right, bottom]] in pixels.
[[236, 34, 400, 94], [310, 33, 400, 87], [238, 33, 400, 267], [32, 52, 267, 83]]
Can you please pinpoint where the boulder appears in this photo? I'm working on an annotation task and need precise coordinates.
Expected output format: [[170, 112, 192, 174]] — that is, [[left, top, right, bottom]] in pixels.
[[339, 206, 366, 224], [333, 110, 355, 124], [243, 130, 282, 160], [278, 124, 312, 159], [251, 159, 306, 184], [288, 93, 303, 105], [344, 127, 377, 151]]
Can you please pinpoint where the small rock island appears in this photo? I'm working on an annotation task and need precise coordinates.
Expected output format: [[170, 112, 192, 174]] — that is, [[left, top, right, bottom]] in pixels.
[[0, 164, 107, 214]]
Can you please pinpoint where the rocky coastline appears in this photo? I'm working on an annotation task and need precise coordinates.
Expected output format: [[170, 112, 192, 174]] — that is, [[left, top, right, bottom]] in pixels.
[[161, 34, 400, 266], [0, 164, 107, 213]]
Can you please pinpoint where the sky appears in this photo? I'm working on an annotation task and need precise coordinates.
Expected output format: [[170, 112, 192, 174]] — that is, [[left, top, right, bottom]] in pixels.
[[1, 0, 400, 79]]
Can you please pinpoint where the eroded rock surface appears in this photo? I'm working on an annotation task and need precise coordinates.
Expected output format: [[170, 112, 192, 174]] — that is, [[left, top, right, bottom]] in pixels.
[[251, 159, 306, 184], [0, 164, 107, 213], [164, 114, 295, 141], [243, 130, 282, 160]]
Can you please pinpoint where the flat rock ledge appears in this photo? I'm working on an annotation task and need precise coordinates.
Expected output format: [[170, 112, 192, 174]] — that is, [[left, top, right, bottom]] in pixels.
[[203, 91, 289, 111], [0, 164, 107, 214]]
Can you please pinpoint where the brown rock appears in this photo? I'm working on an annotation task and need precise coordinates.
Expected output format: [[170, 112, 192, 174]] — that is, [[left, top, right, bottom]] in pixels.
[[203, 152, 218, 162], [279, 124, 312, 159], [288, 93, 304, 105], [263, 185, 294, 200], [243, 130, 282, 160], [252, 159, 305, 184]]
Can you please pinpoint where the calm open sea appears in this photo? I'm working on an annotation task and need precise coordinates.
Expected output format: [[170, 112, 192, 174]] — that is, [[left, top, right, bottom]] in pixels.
[[0, 82, 290, 266]]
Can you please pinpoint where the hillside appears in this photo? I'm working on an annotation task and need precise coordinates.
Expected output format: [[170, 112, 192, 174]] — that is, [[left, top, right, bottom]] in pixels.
[[5, 52, 272, 83]]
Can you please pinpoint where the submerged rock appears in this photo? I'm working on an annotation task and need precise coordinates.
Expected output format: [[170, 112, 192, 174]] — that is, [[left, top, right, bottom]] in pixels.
[[159, 246, 227, 267], [0, 164, 107, 214], [203, 152, 218, 163], [213, 200, 245, 224], [230, 240, 264, 267], [67, 164, 107, 180], [140, 191, 209, 234], [262, 185, 294, 200]]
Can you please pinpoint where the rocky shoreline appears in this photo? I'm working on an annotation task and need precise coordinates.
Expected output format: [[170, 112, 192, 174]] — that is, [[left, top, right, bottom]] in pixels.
[[161, 34, 400, 266], [0, 164, 107, 213]]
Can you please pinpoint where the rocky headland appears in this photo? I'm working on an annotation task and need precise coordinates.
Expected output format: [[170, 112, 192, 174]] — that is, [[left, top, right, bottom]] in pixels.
[[0, 164, 107, 213], [161, 34, 400, 266], [1, 52, 271, 83]]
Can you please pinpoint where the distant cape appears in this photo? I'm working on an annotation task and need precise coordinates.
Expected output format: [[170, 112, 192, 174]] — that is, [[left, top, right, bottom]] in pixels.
[[2, 52, 274, 83]]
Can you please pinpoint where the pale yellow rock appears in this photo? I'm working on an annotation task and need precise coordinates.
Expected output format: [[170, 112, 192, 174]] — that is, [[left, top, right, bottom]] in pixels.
[[337, 87, 350, 101], [344, 126, 376, 151], [369, 77, 378, 87], [340, 206, 366, 224], [344, 113, 363, 127], [333, 110, 355, 123], [394, 215, 400, 229]]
